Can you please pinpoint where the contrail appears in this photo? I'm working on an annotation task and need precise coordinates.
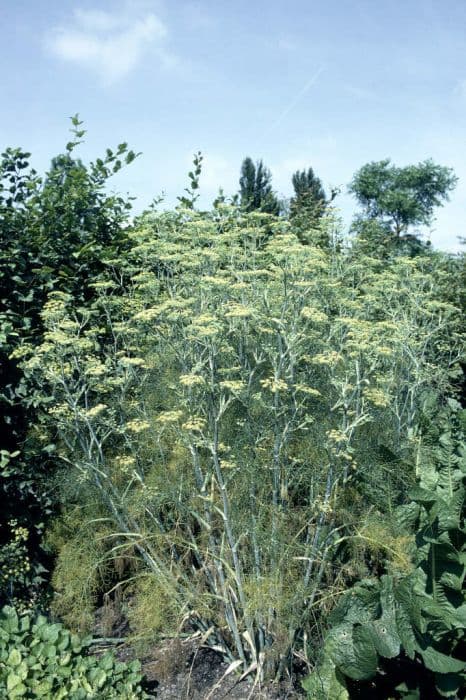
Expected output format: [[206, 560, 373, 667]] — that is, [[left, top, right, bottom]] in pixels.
[[261, 65, 325, 140]]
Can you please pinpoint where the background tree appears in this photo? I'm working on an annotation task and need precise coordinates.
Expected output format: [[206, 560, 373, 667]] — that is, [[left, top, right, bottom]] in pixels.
[[239, 157, 280, 215], [349, 159, 457, 249], [290, 168, 327, 218], [289, 167, 337, 246]]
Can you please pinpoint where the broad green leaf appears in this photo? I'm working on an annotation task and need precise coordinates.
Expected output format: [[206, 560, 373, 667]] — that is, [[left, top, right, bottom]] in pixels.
[[367, 615, 400, 658], [419, 646, 465, 674], [327, 623, 372, 681], [352, 624, 378, 679], [34, 679, 53, 697], [394, 605, 417, 659], [8, 648, 22, 667], [95, 668, 107, 688], [7, 673, 25, 693], [302, 656, 349, 699]]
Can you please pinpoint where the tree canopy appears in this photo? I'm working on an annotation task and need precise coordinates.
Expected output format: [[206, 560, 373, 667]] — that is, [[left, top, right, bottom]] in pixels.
[[290, 167, 327, 217], [289, 167, 338, 245], [349, 158, 457, 239]]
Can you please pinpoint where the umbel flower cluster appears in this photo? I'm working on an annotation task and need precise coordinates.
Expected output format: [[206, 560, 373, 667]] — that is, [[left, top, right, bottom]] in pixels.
[[15, 203, 463, 685]]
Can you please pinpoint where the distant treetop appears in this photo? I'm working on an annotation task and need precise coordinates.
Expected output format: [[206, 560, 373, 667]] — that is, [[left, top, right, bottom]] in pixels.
[[349, 159, 457, 239], [239, 157, 280, 215]]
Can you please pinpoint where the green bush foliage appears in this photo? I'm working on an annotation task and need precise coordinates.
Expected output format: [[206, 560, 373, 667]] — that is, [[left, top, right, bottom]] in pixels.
[[0, 118, 137, 609], [1, 122, 464, 691], [0, 520, 47, 615], [0, 605, 150, 699], [18, 200, 463, 680], [303, 407, 466, 699]]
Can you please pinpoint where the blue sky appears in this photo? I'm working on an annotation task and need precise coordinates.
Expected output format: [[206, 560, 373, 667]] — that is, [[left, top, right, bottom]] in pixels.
[[1, 0, 465, 251]]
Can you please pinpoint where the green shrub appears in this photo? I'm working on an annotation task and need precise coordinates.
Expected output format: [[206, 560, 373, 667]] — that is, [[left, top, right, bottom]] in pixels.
[[20, 203, 463, 680], [303, 413, 466, 699], [0, 517, 49, 615], [0, 606, 151, 699]]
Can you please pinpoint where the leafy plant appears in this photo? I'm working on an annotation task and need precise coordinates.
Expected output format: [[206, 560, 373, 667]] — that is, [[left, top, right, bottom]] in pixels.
[[3, 123, 463, 688], [177, 151, 203, 209], [0, 605, 151, 699], [21, 204, 463, 681], [0, 117, 137, 608], [349, 159, 457, 244], [0, 520, 47, 614], [303, 410, 466, 699]]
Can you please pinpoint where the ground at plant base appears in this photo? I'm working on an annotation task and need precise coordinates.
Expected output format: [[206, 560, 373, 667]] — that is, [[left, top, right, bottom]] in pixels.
[[92, 602, 304, 699], [138, 639, 303, 699]]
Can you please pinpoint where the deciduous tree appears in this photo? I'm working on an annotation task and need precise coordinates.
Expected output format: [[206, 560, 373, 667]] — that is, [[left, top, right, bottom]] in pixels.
[[349, 159, 457, 243]]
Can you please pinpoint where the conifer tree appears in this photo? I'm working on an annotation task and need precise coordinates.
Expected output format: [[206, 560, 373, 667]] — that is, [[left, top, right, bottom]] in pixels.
[[290, 167, 326, 218], [289, 167, 336, 246], [239, 157, 280, 215]]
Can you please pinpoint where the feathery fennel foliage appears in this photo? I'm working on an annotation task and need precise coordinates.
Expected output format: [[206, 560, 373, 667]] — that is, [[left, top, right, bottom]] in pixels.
[[17, 205, 463, 681]]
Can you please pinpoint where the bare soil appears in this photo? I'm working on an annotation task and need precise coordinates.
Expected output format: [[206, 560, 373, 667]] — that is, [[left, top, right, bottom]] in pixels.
[[92, 602, 304, 699], [137, 637, 303, 699]]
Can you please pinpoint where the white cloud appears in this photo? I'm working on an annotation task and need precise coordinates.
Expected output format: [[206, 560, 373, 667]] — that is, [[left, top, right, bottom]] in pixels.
[[45, 8, 171, 84]]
